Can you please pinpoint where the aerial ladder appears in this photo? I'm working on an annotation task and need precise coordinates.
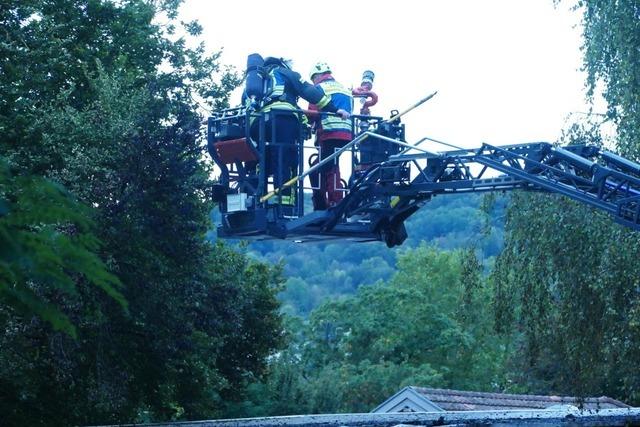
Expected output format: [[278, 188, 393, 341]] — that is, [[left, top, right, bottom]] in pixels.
[[207, 85, 640, 248]]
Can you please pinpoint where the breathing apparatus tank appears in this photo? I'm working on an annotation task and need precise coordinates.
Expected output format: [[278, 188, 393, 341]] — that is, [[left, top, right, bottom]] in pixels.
[[245, 53, 265, 107]]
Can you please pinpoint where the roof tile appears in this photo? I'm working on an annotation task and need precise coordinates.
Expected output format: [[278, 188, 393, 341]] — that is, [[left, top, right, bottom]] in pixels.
[[409, 387, 630, 411]]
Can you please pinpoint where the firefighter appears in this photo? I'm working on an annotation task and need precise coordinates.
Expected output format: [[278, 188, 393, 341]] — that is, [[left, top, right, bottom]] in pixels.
[[307, 62, 354, 210], [250, 56, 349, 206]]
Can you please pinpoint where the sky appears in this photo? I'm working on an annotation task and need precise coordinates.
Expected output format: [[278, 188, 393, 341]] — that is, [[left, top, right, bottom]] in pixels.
[[180, 0, 593, 152]]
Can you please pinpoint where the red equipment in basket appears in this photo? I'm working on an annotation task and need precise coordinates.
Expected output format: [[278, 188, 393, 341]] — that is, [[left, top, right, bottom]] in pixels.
[[352, 70, 378, 115]]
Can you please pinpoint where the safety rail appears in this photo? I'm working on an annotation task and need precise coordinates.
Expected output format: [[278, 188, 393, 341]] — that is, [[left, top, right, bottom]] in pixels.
[[208, 106, 394, 219]]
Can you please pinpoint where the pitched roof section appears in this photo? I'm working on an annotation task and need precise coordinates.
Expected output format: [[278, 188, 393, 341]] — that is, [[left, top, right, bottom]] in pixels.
[[409, 387, 631, 411], [372, 386, 444, 413]]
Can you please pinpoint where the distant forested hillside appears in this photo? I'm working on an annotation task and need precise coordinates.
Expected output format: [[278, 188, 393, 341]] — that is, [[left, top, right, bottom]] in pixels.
[[211, 192, 507, 316]]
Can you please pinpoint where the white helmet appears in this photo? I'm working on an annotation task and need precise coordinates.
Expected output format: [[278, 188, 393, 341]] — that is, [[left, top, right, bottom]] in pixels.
[[309, 61, 331, 80]]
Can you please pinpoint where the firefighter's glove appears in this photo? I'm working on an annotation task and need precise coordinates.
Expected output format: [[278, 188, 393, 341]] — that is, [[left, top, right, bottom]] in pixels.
[[337, 109, 351, 120], [302, 124, 312, 140]]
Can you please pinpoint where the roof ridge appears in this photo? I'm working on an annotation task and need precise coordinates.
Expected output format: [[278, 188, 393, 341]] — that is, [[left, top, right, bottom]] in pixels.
[[408, 386, 625, 405], [411, 387, 564, 400], [593, 396, 631, 408]]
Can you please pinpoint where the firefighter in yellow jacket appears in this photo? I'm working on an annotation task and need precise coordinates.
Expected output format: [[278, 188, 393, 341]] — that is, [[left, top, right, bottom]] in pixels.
[[307, 62, 354, 210]]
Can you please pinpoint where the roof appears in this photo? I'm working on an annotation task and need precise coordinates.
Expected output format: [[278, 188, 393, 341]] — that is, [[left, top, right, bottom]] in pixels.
[[372, 386, 631, 413], [98, 407, 640, 427], [412, 387, 631, 411]]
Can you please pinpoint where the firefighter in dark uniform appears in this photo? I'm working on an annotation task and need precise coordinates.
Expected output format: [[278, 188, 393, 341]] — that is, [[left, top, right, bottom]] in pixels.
[[250, 57, 349, 205]]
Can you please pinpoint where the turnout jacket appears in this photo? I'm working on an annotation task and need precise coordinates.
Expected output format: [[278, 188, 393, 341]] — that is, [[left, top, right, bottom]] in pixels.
[[308, 74, 353, 142]]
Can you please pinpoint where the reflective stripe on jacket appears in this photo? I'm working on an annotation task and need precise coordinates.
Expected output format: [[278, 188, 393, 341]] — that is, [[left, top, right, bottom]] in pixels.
[[318, 79, 352, 133], [263, 67, 334, 113], [260, 101, 308, 125]]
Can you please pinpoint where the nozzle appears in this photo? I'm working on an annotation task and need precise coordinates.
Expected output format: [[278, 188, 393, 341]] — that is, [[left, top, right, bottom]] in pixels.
[[361, 70, 375, 89]]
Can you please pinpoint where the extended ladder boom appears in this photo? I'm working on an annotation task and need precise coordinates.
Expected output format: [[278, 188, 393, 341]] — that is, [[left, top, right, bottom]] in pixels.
[[388, 142, 640, 226], [208, 107, 640, 247], [326, 141, 640, 246]]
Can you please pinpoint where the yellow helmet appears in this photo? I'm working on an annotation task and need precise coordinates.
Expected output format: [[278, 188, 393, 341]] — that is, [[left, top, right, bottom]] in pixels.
[[309, 61, 331, 80]]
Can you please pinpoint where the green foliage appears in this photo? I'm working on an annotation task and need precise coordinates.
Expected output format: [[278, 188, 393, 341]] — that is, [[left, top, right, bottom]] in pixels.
[[0, 160, 124, 337], [245, 193, 506, 317], [0, 1, 280, 426], [488, 1, 640, 405], [249, 358, 442, 415], [579, 0, 640, 157], [491, 121, 640, 402], [306, 246, 505, 388], [231, 245, 509, 416], [492, 189, 640, 401]]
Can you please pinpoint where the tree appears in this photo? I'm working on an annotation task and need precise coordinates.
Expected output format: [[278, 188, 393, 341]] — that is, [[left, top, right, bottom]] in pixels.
[[579, 0, 640, 158], [249, 193, 506, 318], [490, 126, 640, 401], [0, 1, 284, 425], [0, 160, 124, 337], [491, 8, 640, 398], [239, 245, 508, 416]]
